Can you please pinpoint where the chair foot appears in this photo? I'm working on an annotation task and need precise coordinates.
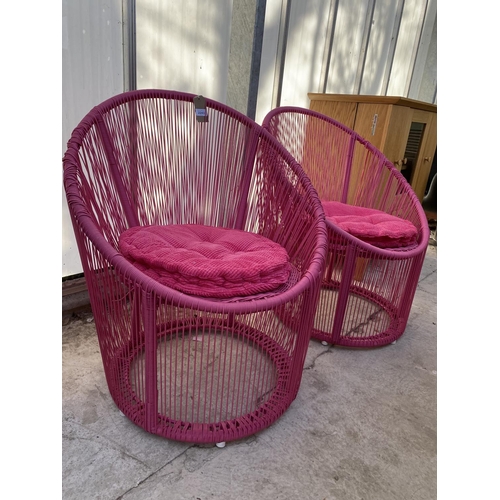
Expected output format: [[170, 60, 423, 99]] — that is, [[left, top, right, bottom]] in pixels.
[[321, 341, 330, 346], [215, 442, 226, 448], [119, 410, 125, 416], [391, 340, 397, 345]]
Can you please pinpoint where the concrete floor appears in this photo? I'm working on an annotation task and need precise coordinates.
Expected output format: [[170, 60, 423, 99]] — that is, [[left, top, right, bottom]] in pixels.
[[62, 244, 437, 500]]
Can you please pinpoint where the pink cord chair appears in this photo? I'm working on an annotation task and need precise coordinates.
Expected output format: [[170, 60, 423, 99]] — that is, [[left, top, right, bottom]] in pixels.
[[262, 107, 429, 348], [63, 90, 327, 444]]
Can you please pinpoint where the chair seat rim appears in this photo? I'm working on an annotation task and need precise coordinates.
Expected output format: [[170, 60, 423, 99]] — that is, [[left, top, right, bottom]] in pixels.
[[64, 168, 327, 315], [325, 219, 429, 258]]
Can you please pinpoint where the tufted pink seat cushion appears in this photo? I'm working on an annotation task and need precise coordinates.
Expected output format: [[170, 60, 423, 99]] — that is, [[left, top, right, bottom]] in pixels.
[[322, 201, 418, 249], [119, 224, 291, 298]]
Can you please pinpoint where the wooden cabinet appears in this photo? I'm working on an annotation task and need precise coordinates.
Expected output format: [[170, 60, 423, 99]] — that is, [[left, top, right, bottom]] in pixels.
[[308, 94, 437, 202]]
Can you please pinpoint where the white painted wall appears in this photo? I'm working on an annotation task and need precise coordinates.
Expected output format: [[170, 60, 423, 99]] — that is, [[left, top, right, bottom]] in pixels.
[[135, 0, 233, 102], [386, 0, 428, 96], [280, 0, 332, 103], [359, 0, 403, 96], [409, 0, 437, 103], [255, 0, 437, 122], [62, 0, 124, 276], [255, 0, 283, 123]]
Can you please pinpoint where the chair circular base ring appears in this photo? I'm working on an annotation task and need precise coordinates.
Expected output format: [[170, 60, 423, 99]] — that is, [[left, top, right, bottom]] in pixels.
[[109, 317, 295, 443]]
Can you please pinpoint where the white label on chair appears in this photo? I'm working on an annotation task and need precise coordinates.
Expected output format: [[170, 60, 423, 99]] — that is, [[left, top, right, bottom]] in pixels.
[[194, 95, 208, 122]]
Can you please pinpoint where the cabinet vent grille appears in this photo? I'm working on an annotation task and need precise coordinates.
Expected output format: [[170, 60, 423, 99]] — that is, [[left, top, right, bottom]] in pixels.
[[402, 122, 425, 182]]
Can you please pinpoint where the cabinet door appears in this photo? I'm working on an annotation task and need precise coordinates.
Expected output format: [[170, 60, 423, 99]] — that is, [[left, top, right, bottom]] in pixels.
[[356, 104, 437, 202], [354, 103, 413, 167], [347, 104, 410, 204], [353, 103, 392, 152], [384, 106, 413, 169]]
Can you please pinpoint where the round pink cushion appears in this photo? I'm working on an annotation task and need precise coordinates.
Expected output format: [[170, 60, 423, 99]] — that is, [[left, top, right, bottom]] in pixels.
[[119, 224, 291, 298], [322, 201, 418, 248]]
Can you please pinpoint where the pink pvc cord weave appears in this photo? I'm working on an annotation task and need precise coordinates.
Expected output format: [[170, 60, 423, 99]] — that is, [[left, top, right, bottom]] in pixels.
[[63, 90, 327, 444], [262, 107, 429, 347]]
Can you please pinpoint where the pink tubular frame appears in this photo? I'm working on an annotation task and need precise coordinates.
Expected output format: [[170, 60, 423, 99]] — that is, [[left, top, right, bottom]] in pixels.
[[63, 90, 328, 443], [262, 106, 429, 347]]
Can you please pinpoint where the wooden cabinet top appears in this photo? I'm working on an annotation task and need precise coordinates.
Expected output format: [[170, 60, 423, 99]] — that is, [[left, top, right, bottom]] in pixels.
[[307, 93, 437, 114]]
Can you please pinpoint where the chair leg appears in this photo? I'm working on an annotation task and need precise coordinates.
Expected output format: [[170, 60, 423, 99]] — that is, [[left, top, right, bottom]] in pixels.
[[330, 246, 357, 344], [143, 290, 158, 434]]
